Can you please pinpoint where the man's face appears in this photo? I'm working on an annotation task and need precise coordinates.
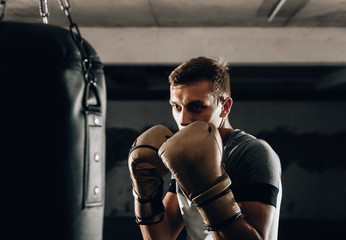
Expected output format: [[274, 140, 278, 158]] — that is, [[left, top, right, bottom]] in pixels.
[[169, 80, 223, 130]]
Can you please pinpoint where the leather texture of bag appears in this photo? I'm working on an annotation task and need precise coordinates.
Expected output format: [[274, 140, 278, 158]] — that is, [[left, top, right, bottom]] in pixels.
[[1, 21, 106, 240]]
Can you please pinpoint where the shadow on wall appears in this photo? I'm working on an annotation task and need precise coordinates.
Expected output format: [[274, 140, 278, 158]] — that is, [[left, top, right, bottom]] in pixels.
[[257, 127, 346, 172], [105, 128, 138, 174]]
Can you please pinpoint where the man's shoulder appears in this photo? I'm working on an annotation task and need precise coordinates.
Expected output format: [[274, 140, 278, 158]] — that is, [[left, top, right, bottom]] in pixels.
[[224, 129, 281, 175], [224, 129, 258, 152], [225, 129, 275, 154]]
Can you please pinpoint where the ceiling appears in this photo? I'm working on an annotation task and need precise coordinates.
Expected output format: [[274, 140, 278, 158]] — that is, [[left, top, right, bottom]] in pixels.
[[2, 0, 346, 100], [3, 0, 346, 27]]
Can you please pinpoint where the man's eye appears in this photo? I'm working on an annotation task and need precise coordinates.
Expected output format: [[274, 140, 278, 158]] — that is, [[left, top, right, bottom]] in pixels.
[[172, 104, 180, 110], [189, 105, 205, 112]]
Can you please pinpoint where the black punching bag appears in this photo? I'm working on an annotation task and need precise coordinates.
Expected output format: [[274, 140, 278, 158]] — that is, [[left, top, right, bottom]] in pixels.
[[1, 21, 106, 240]]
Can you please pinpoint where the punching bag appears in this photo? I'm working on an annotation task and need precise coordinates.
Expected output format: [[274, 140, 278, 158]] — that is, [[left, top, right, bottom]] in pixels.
[[1, 21, 106, 240]]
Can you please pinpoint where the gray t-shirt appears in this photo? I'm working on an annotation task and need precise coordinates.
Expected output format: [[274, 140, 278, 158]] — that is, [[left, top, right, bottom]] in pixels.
[[168, 129, 282, 240]]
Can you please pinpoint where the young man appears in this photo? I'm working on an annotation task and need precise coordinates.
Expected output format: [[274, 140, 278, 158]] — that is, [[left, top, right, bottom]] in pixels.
[[128, 56, 282, 240]]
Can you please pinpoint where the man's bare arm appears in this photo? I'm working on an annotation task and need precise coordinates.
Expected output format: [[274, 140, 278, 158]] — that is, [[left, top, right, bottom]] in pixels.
[[211, 202, 276, 240], [140, 192, 184, 240]]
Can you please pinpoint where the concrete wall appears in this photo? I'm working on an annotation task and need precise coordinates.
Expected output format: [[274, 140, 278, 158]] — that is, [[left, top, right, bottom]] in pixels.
[[81, 27, 346, 65]]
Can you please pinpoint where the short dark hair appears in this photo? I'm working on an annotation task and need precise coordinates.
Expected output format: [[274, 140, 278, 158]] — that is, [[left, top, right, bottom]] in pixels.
[[168, 56, 231, 99]]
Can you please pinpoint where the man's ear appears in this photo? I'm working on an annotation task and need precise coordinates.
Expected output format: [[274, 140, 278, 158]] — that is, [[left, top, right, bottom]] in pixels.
[[220, 97, 233, 117]]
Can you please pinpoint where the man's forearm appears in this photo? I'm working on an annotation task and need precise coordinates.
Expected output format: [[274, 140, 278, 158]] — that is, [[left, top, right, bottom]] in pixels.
[[210, 217, 263, 240], [139, 215, 174, 240]]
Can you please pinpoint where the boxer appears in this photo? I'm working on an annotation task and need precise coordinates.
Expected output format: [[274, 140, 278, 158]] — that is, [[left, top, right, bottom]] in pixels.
[[129, 56, 282, 240]]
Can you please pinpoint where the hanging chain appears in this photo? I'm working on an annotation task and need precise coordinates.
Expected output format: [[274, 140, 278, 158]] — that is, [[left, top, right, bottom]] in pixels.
[[39, 0, 49, 24], [0, 0, 6, 20], [57, 0, 101, 112], [58, 0, 84, 53]]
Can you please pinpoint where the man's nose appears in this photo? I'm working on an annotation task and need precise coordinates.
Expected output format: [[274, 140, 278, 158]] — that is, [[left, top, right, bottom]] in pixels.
[[179, 108, 192, 128]]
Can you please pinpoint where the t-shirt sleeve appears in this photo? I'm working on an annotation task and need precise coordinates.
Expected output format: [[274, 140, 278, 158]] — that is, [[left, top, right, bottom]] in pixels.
[[231, 182, 279, 207], [227, 139, 282, 207]]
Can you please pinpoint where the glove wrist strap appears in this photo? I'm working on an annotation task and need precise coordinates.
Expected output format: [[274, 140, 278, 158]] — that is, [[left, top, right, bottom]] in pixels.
[[196, 188, 242, 231], [135, 210, 165, 225], [134, 193, 165, 225]]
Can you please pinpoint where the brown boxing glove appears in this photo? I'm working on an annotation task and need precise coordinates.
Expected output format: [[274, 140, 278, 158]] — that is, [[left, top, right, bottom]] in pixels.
[[128, 125, 173, 225], [158, 121, 242, 231]]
